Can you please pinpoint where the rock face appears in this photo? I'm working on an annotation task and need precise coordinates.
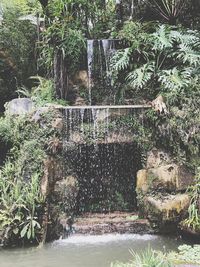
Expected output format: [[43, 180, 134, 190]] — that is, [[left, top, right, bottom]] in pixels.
[[54, 175, 79, 212], [137, 164, 194, 193], [136, 148, 194, 233], [6, 98, 34, 115], [147, 148, 171, 169], [143, 194, 190, 232]]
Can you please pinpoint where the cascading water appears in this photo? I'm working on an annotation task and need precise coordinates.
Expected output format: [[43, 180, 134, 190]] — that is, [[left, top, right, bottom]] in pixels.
[[87, 40, 94, 105], [61, 106, 149, 213], [87, 39, 117, 105]]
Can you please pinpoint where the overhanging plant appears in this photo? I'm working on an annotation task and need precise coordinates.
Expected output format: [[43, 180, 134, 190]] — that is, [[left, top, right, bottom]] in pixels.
[[144, 0, 186, 24]]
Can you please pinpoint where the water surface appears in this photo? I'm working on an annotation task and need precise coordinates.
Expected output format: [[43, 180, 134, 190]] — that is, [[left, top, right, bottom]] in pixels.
[[0, 234, 184, 267]]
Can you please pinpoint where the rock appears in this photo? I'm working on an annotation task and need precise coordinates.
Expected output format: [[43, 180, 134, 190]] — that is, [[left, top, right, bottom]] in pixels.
[[74, 96, 87, 106], [5, 98, 34, 115], [137, 164, 194, 194], [136, 169, 148, 193], [41, 157, 65, 196], [151, 95, 168, 114], [147, 164, 194, 192], [54, 175, 79, 212], [144, 194, 190, 231], [73, 70, 88, 88], [52, 118, 63, 129], [147, 148, 171, 169]]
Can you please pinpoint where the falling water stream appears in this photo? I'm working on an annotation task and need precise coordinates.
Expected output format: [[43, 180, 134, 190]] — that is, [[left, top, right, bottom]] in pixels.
[[87, 40, 116, 105], [60, 105, 152, 212]]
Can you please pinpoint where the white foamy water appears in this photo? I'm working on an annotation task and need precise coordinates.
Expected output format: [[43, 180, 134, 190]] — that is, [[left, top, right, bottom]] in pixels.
[[0, 234, 184, 267], [54, 234, 157, 246]]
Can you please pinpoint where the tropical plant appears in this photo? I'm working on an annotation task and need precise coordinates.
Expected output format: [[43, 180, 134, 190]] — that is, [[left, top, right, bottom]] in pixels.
[[111, 247, 174, 267], [145, 0, 186, 24], [168, 244, 200, 265], [0, 162, 45, 245], [183, 168, 200, 231], [1, 0, 41, 14], [0, 8, 38, 111], [111, 22, 200, 101]]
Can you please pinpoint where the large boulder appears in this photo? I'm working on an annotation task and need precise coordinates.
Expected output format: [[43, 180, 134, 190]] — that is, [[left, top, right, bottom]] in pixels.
[[137, 164, 194, 193], [142, 194, 191, 232], [147, 148, 171, 169], [6, 98, 34, 115], [136, 148, 194, 233]]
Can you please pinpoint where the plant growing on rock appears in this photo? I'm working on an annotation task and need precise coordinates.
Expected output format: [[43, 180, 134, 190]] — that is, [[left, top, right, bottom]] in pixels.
[[111, 21, 200, 166], [183, 168, 200, 232], [0, 107, 64, 246]]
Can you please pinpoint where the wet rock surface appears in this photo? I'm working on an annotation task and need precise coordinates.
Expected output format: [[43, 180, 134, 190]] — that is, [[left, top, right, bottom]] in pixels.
[[69, 212, 153, 235], [136, 148, 194, 233]]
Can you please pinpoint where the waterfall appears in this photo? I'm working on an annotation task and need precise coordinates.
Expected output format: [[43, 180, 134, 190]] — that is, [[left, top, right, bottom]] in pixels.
[[62, 105, 150, 145], [87, 39, 117, 105], [102, 39, 116, 87], [87, 40, 94, 105], [61, 105, 151, 213]]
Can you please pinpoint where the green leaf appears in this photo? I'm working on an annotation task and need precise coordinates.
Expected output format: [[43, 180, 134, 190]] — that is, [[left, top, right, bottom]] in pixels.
[[20, 224, 29, 238]]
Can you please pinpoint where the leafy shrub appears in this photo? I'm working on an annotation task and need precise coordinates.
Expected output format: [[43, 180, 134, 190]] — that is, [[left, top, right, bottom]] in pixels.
[[183, 168, 200, 232], [0, 115, 46, 246], [17, 76, 69, 106], [111, 247, 174, 267], [0, 8, 37, 111], [168, 244, 200, 265], [111, 22, 200, 101], [0, 109, 62, 246]]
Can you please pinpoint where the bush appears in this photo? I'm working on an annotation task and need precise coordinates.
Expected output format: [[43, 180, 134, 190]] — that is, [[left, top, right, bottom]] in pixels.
[[0, 108, 62, 246], [111, 247, 174, 267], [0, 8, 37, 111]]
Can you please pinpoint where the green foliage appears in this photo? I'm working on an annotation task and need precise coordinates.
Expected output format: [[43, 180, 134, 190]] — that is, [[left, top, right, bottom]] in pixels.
[[1, 0, 41, 14], [111, 21, 200, 166], [39, 24, 86, 74], [111, 22, 200, 100], [0, 8, 37, 111], [168, 244, 200, 265], [0, 109, 63, 246], [17, 76, 69, 106], [111, 247, 174, 267], [0, 167, 44, 244], [0, 115, 46, 245], [146, 0, 186, 24], [183, 168, 200, 231]]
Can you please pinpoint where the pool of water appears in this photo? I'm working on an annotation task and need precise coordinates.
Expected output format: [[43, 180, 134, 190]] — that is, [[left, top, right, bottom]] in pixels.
[[0, 234, 184, 267]]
